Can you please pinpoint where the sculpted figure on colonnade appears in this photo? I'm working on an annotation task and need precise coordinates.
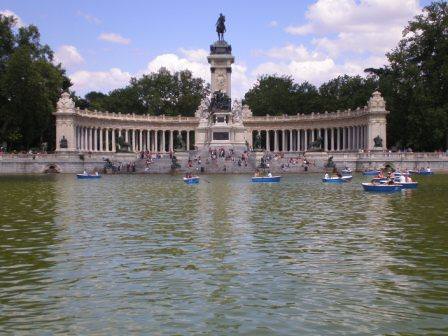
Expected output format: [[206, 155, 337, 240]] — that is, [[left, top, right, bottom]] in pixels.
[[374, 135, 383, 148]]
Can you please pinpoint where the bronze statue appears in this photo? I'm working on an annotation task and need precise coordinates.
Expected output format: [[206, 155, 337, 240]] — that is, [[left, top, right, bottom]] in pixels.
[[308, 137, 323, 151], [216, 13, 226, 41], [374, 135, 383, 147]]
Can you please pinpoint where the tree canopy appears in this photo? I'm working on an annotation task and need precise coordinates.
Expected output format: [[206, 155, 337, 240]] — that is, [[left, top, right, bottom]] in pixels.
[[0, 14, 70, 151], [366, 1, 448, 151], [245, 1, 448, 150], [80, 68, 209, 117]]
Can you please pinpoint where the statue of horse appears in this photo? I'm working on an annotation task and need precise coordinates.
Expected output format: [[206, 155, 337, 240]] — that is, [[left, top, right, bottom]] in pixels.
[[308, 137, 324, 151], [216, 13, 226, 41]]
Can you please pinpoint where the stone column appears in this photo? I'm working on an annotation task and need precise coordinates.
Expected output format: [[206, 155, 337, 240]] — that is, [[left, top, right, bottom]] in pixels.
[[352, 126, 356, 150], [265, 130, 270, 151], [311, 129, 315, 143], [104, 129, 109, 152], [169, 130, 174, 152], [83, 128, 87, 151], [274, 130, 278, 152], [186, 131, 190, 151], [304, 129, 308, 151], [131, 129, 135, 152], [111, 129, 116, 152], [324, 128, 328, 151], [342, 127, 346, 150], [162, 130, 166, 152], [289, 130, 293, 152], [92, 128, 97, 151], [155, 131, 159, 152], [146, 130, 150, 151], [336, 128, 341, 151]]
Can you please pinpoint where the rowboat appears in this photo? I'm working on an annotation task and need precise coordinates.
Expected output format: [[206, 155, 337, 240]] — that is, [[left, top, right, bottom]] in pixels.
[[362, 182, 402, 192], [398, 182, 418, 189], [341, 168, 352, 175], [76, 173, 101, 179], [251, 176, 281, 183], [322, 175, 352, 183], [363, 170, 381, 176], [183, 176, 200, 184], [410, 170, 434, 176]]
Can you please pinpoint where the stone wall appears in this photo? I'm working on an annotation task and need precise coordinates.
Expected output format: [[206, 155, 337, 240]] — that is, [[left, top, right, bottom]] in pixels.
[[1, 152, 447, 174]]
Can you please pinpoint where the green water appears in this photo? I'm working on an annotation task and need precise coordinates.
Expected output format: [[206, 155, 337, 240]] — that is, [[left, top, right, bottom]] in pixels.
[[0, 174, 447, 335]]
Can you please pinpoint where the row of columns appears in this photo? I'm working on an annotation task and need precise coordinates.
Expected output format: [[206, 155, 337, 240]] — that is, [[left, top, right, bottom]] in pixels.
[[75, 127, 194, 152], [252, 125, 368, 152]]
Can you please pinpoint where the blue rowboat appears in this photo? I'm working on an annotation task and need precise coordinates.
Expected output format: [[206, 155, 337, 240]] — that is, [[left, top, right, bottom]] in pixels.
[[411, 170, 434, 176], [363, 170, 380, 176], [399, 182, 418, 189], [362, 182, 402, 192], [183, 176, 200, 184], [371, 177, 388, 183], [76, 173, 101, 179], [322, 175, 352, 183], [251, 176, 281, 183]]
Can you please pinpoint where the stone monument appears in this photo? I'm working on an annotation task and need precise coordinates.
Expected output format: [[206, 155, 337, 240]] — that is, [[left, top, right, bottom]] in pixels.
[[54, 92, 77, 152], [194, 13, 246, 149]]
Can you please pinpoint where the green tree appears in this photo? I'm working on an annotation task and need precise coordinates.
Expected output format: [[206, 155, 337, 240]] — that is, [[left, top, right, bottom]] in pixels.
[[366, 1, 448, 150], [244, 75, 298, 116], [80, 68, 208, 116], [318, 75, 378, 112], [0, 14, 69, 151]]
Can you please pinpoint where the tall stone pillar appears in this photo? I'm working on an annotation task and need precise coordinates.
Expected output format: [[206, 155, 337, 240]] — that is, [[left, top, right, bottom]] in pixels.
[[162, 130, 166, 152], [208, 40, 234, 97], [112, 129, 116, 152], [186, 131, 190, 151], [342, 127, 346, 150], [146, 130, 150, 151], [139, 130, 143, 152], [266, 130, 270, 151], [132, 129, 136, 152], [304, 130, 308, 151], [155, 131, 158, 152], [336, 128, 341, 151], [169, 130, 173, 151], [54, 92, 78, 152], [289, 130, 293, 152], [324, 128, 328, 151], [366, 91, 388, 150], [274, 130, 278, 152], [104, 129, 109, 152]]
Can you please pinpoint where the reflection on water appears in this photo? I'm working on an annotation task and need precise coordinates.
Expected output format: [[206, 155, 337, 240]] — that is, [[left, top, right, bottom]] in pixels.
[[0, 174, 447, 334]]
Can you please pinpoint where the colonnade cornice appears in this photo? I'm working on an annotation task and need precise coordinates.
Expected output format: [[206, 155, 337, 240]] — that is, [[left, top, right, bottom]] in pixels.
[[74, 108, 199, 123]]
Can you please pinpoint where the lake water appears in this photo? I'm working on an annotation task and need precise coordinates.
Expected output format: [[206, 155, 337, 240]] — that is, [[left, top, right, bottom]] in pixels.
[[1, 174, 447, 335]]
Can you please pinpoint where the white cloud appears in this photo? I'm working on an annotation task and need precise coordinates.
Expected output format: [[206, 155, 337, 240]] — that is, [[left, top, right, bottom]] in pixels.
[[70, 68, 131, 95], [285, 0, 420, 56], [98, 32, 131, 45], [54, 45, 84, 68], [141, 48, 251, 99], [268, 20, 278, 28], [0, 9, 24, 27], [254, 44, 321, 61], [77, 10, 101, 25]]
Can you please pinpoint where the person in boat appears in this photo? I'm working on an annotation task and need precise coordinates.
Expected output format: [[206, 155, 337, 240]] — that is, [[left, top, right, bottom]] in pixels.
[[399, 174, 406, 183], [378, 170, 384, 178], [426, 166, 431, 172], [83, 170, 87, 175], [267, 171, 272, 177], [324, 173, 330, 179], [336, 171, 342, 178], [95, 172, 99, 176]]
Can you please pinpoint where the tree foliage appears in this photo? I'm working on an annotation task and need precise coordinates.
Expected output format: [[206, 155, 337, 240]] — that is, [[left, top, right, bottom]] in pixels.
[[80, 68, 209, 117], [0, 14, 70, 150], [367, 0, 448, 151], [245, 2, 448, 150]]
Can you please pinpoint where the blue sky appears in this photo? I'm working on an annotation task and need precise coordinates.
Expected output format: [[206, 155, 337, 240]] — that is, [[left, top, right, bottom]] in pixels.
[[1, 0, 432, 98]]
